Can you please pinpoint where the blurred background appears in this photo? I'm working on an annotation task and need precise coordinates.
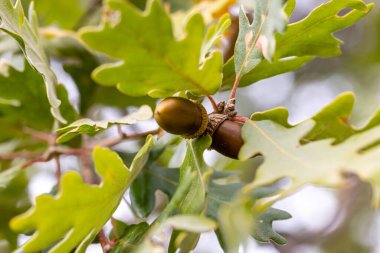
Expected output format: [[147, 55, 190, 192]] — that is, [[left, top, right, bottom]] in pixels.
[[1, 0, 380, 252]]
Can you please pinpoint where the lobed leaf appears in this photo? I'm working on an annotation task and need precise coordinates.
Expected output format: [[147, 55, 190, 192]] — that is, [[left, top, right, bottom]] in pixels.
[[110, 222, 149, 253], [33, 0, 93, 29], [80, 0, 223, 98], [0, 0, 72, 123], [234, 0, 287, 77], [0, 172, 30, 250], [239, 94, 380, 204], [56, 105, 152, 143], [200, 13, 231, 63], [222, 0, 373, 88], [10, 136, 154, 253], [275, 0, 374, 59], [45, 36, 157, 114], [0, 61, 77, 142]]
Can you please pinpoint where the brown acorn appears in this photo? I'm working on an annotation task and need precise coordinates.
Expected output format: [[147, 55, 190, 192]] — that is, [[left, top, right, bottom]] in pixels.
[[154, 97, 244, 159], [210, 119, 244, 159], [154, 97, 208, 139]]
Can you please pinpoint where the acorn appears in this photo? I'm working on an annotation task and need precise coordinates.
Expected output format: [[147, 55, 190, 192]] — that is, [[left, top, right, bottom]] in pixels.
[[154, 97, 208, 139], [154, 97, 244, 159]]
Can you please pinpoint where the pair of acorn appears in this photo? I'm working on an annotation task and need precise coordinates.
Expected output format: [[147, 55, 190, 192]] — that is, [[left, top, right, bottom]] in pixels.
[[154, 97, 245, 159]]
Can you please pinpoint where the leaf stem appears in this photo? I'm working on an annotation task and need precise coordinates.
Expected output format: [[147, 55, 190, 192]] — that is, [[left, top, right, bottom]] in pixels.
[[229, 74, 241, 101]]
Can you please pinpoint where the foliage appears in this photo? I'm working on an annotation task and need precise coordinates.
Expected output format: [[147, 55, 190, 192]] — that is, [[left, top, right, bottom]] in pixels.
[[11, 137, 153, 253], [0, 0, 377, 252], [222, 0, 373, 88], [79, 0, 223, 98]]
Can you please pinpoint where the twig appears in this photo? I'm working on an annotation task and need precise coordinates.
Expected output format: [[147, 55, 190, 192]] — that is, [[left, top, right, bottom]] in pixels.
[[0, 150, 44, 160], [54, 155, 61, 188], [91, 129, 160, 148], [20, 157, 50, 169], [23, 127, 55, 143], [98, 229, 112, 253], [79, 149, 94, 184]]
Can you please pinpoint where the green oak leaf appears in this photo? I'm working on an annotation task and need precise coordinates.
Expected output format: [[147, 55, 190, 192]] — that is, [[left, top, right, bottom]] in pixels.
[[239, 101, 380, 204], [79, 0, 223, 98], [0, 172, 30, 251], [56, 105, 152, 143], [33, 0, 93, 29], [208, 180, 290, 248], [133, 171, 196, 253], [251, 92, 380, 144], [0, 61, 77, 142], [200, 13, 231, 63], [165, 215, 216, 232], [10, 136, 154, 253], [276, 0, 374, 59], [168, 136, 213, 253], [110, 222, 150, 253], [252, 207, 291, 245], [234, 0, 287, 76], [0, 167, 22, 188], [221, 55, 312, 88], [0, 0, 72, 123], [130, 163, 179, 218], [46, 36, 157, 114], [180, 135, 213, 214], [123, 136, 181, 218], [222, 0, 373, 88]]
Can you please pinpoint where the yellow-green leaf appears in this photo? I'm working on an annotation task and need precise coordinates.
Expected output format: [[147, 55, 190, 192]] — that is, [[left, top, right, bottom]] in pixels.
[[10, 136, 154, 253], [79, 0, 223, 98], [56, 105, 153, 143]]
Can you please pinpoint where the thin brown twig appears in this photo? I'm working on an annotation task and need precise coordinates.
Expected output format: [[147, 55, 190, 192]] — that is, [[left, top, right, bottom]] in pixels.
[[20, 157, 50, 169], [91, 129, 160, 148], [54, 155, 61, 188], [0, 150, 44, 160], [23, 127, 55, 143], [98, 229, 112, 253]]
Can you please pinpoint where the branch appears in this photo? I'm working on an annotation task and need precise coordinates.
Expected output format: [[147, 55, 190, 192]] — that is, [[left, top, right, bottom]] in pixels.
[[91, 129, 160, 148], [98, 229, 112, 253], [0, 150, 44, 160], [23, 127, 56, 143]]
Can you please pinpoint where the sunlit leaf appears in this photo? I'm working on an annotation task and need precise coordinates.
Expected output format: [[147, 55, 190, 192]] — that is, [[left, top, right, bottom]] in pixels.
[[222, 0, 373, 88], [56, 105, 153, 143], [79, 0, 223, 98], [33, 0, 93, 29], [0, 61, 77, 142], [45, 36, 157, 113], [0, 172, 29, 251], [180, 136, 213, 214], [276, 0, 374, 59], [234, 0, 287, 77], [239, 94, 380, 204], [0, 0, 72, 123], [165, 215, 216, 232], [110, 222, 149, 253], [10, 137, 154, 253], [200, 13, 231, 63]]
